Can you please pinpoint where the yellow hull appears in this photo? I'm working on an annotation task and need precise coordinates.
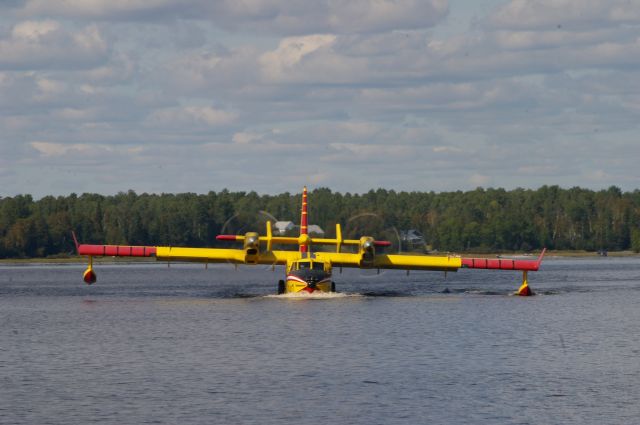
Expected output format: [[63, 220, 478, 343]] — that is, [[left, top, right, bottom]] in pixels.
[[285, 279, 333, 293]]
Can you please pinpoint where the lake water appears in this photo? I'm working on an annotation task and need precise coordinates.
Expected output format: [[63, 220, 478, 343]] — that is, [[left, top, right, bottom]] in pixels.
[[1, 257, 639, 425]]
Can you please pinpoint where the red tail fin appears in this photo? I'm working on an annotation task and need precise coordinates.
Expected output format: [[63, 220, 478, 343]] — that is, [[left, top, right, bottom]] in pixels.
[[300, 186, 308, 254]]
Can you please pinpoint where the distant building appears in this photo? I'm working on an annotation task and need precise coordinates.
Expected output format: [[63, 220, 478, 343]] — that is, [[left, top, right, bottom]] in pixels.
[[307, 224, 325, 236], [272, 221, 324, 236], [400, 229, 426, 251], [273, 221, 295, 235]]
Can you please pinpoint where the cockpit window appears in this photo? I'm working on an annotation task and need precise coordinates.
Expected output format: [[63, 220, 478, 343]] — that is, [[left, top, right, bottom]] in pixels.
[[297, 261, 324, 271]]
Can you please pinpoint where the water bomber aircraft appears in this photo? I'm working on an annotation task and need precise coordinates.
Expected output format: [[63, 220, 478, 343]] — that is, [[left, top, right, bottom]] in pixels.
[[74, 187, 546, 295]]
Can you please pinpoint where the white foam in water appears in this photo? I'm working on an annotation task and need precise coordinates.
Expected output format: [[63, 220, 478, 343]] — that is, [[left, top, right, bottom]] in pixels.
[[265, 291, 361, 300]]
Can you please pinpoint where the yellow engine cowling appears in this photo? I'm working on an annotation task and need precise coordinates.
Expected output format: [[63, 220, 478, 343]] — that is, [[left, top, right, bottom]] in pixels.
[[243, 232, 260, 264], [358, 236, 375, 267]]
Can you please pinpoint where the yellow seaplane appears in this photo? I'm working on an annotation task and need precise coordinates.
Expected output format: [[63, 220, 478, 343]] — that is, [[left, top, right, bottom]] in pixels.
[[74, 187, 546, 296]]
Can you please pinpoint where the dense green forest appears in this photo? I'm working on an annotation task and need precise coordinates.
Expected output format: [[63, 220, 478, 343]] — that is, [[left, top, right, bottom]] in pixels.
[[1, 186, 640, 258]]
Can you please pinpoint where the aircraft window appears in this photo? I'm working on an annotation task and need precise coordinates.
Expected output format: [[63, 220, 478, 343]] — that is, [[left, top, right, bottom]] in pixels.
[[312, 262, 324, 271], [298, 262, 310, 269]]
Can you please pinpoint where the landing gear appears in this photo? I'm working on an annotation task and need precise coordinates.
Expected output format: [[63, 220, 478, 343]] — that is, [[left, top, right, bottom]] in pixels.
[[330, 281, 336, 292], [277, 280, 285, 294]]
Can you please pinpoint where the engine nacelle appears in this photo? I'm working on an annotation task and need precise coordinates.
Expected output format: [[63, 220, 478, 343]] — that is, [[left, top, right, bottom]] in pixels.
[[358, 236, 375, 267], [243, 232, 260, 263]]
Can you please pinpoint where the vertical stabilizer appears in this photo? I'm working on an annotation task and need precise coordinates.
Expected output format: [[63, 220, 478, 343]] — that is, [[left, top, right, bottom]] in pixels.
[[300, 186, 308, 254]]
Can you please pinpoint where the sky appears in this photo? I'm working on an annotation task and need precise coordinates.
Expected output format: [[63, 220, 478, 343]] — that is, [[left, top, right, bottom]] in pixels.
[[1, 0, 639, 198]]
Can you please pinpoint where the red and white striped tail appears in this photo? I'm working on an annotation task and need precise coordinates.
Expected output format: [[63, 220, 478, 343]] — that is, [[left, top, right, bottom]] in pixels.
[[300, 186, 308, 254]]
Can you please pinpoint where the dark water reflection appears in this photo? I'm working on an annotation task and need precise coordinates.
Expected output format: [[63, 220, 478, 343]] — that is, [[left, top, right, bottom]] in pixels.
[[1, 257, 639, 424]]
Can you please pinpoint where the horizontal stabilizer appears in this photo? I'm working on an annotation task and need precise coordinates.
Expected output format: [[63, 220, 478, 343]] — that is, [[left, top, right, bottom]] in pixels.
[[216, 222, 390, 252]]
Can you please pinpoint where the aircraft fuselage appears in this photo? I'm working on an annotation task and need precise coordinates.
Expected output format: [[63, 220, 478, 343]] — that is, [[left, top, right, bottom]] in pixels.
[[284, 258, 334, 293]]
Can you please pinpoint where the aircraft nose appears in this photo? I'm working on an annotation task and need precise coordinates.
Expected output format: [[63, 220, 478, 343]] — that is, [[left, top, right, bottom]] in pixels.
[[306, 275, 318, 289]]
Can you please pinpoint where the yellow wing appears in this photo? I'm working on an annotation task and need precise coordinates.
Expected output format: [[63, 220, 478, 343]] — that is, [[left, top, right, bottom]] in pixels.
[[314, 251, 461, 272], [155, 246, 301, 266]]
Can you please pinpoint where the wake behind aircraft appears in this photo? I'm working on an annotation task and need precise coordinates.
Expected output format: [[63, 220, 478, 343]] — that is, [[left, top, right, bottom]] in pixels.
[[74, 187, 546, 296]]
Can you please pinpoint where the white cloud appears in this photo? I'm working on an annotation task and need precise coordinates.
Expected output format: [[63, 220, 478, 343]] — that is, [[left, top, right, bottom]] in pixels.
[[584, 169, 611, 183], [358, 81, 527, 112], [326, 0, 448, 33], [469, 173, 491, 187], [491, 28, 629, 50], [2, 0, 640, 197], [52, 107, 97, 121], [1, 115, 30, 131], [0, 20, 109, 70], [327, 143, 414, 160], [161, 46, 261, 94], [12, 19, 60, 40], [30, 141, 93, 156], [185, 106, 238, 126], [18, 0, 449, 35], [259, 34, 341, 82], [490, 0, 640, 30], [433, 146, 463, 154], [232, 132, 263, 145], [146, 106, 238, 128], [34, 77, 65, 100], [21, 0, 184, 20], [263, 34, 336, 69]]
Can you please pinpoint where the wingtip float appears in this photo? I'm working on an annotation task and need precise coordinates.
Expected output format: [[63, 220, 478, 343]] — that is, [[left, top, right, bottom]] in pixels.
[[73, 188, 546, 296]]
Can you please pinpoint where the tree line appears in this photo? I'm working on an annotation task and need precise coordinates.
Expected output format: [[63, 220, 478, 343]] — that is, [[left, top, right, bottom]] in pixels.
[[1, 185, 640, 258]]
